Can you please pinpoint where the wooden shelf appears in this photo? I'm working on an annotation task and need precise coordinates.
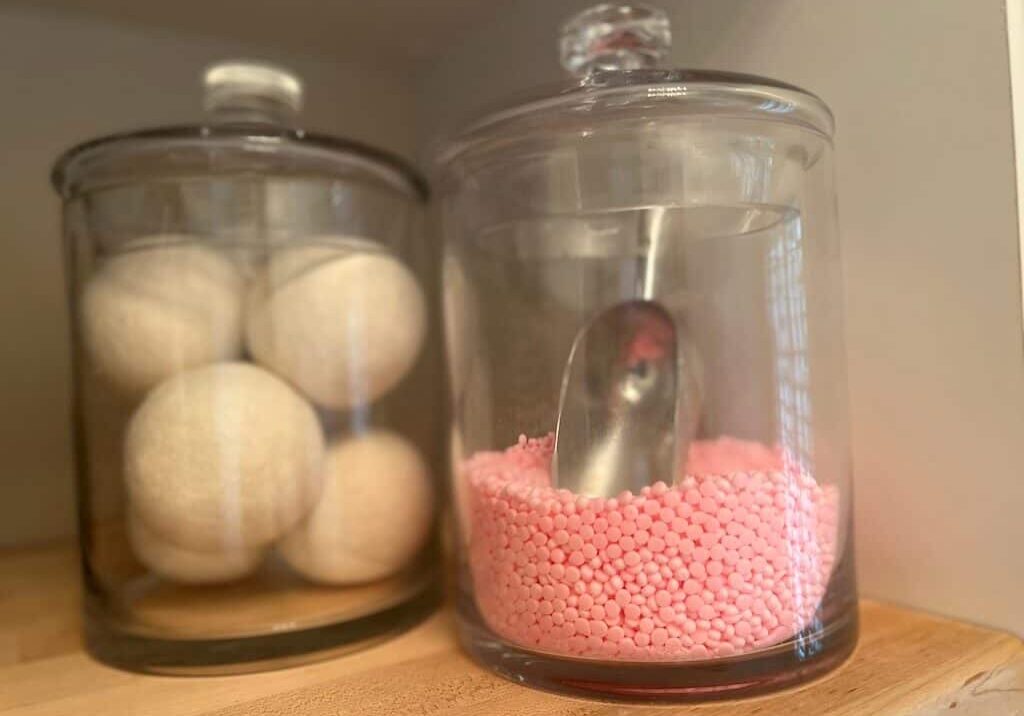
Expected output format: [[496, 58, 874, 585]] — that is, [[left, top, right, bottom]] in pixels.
[[0, 543, 1021, 715]]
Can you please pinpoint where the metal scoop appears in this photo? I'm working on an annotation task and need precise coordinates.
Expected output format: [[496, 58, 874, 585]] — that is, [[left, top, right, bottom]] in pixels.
[[553, 299, 683, 498]]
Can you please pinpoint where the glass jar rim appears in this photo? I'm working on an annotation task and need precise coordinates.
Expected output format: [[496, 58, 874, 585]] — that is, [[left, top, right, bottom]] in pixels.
[[52, 123, 429, 201], [436, 68, 834, 169]]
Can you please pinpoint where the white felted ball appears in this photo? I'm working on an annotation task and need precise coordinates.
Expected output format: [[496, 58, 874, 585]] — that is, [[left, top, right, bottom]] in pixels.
[[125, 362, 325, 551], [279, 431, 434, 584], [81, 239, 244, 395], [245, 241, 426, 409], [129, 513, 264, 584]]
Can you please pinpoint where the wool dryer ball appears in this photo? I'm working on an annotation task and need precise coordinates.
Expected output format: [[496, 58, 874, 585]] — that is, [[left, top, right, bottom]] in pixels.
[[245, 241, 426, 409], [280, 431, 434, 585], [129, 512, 264, 585], [80, 239, 244, 395], [125, 362, 326, 551]]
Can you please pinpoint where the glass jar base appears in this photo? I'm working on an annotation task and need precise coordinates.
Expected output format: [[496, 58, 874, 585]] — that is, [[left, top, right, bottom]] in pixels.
[[83, 584, 441, 675], [457, 603, 858, 703]]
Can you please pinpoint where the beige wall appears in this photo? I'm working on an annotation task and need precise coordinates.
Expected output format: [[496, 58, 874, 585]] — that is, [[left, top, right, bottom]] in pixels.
[[418, 0, 1024, 635], [0, 5, 418, 546]]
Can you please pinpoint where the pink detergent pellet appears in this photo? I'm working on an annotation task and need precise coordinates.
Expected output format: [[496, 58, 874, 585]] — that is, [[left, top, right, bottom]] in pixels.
[[464, 434, 839, 661]]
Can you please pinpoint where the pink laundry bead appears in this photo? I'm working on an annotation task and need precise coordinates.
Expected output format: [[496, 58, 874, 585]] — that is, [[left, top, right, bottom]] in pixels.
[[685, 594, 705, 612], [651, 628, 669, 646]]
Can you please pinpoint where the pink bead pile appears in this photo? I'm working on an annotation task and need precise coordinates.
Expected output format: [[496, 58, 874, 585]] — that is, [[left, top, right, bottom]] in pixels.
[[464, 434, 838, 660]]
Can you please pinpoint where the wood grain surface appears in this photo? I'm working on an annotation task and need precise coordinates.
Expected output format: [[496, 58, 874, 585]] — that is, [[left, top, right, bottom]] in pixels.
[[0, 543, 1021, 715]]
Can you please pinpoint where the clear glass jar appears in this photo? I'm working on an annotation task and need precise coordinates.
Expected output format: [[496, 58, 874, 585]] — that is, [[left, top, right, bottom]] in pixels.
[[437, 4, 857, 701], [53, 61, 442, 673]]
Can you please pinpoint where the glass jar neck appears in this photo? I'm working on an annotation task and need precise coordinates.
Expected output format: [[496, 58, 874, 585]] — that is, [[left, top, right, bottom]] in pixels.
[[205, 95, 298, 127]]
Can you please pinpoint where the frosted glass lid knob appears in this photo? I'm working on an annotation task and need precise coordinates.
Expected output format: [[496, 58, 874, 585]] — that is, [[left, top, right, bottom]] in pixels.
[[560, 3, 671, 77], [203, 60, 303, 119]]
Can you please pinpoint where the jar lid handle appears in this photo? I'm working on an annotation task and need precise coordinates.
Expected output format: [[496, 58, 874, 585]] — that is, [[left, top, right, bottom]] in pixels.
[[202, 60, 303, 125], [559, 3, 671, 78]]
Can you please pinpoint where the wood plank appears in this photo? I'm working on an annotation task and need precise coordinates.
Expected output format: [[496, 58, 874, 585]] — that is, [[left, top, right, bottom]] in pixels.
[[0, 543, 1021, 715]]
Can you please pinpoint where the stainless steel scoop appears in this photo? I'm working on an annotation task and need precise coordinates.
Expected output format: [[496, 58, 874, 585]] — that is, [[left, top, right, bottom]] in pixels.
[[553, 299, 683, 498], [552, 205, 702, 497]]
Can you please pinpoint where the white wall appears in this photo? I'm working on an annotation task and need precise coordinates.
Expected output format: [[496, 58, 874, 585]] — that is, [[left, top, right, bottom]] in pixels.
[[418, 0, 1024, 635], [1010, 0, 1024, 340], [0, 5, 418, 546]]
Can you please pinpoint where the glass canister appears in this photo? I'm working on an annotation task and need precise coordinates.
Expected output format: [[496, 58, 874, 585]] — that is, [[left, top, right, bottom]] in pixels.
[[437, 4, 857, 701], [53, 61, 442, 673]]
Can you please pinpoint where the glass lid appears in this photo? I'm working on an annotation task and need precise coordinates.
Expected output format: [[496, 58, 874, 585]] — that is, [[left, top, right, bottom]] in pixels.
[[53, 60, 427, 200], [438, 3, 834, 167]]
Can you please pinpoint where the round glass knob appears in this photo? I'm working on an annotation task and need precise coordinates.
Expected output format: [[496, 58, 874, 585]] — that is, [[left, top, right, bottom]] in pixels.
[[203, 60, 303, 124], [560, 3, 671, 78]]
